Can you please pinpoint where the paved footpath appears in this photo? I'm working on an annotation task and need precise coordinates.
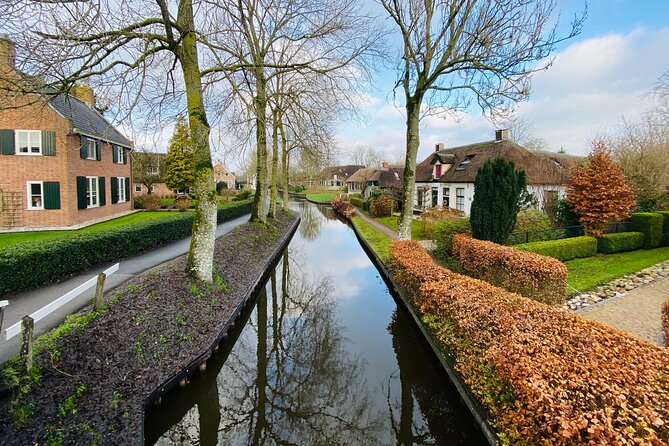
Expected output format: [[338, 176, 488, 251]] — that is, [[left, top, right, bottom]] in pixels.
[[355, 212, 398, 239], [577, 275, 668, 346], [0, 214, 250, 363]]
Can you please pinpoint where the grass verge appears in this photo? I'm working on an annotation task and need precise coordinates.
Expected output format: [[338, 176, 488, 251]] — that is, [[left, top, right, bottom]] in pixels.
[[305, 191, 337, 203], [374, 216, 424, 240], [351, 216, 392, 261], [565, 246, 669, 292]]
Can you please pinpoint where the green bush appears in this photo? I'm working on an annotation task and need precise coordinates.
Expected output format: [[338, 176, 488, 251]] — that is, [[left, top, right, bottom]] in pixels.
[[368, 195, 394, 217], [657, 211, 669, 246], [433, 217, 471, 260], [596, 232, 645, 254], [234, 189, 253, 201], [0, 199, 253, 295], [508, 208, 563, 245], [630, 212, 664, 249], [349, 195, 366, 210], [515, 236, 597, 262]]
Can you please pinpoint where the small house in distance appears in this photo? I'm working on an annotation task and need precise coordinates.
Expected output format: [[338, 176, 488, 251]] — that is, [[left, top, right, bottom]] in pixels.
[[213, 161, 236, 190], [414, 129, 580, 214], [0, 37, 133, 230], [314, 165, 365, 189], [346, 162, 404, 199]]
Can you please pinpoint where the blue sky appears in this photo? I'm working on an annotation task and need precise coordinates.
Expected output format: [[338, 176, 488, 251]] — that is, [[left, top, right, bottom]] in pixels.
[[337, 0, 669, 163]]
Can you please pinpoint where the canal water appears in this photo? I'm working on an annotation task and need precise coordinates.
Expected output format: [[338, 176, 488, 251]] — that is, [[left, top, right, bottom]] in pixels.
[[145, 202, 484, 445]]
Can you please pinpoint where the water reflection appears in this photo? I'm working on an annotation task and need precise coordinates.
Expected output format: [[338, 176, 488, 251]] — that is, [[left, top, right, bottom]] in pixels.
[[148, 201, 483, 445], [297, 201, 323, 241]]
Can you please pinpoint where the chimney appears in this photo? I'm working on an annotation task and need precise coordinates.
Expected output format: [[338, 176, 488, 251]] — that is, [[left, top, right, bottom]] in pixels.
[[71, 85, 95, 108], [435, 143, 444, 152], [0, 36, 16, 71], [495, 129, 509, 142]]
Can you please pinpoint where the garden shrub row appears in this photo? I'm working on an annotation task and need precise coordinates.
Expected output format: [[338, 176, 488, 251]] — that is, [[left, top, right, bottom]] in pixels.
[[368, 195, 394, 218], [332, 198, 356, 218], [349, 195, 367, 211], [389, 240, 669, 445], [630, 212, 664, 249], [658, 211, 669, 246], [0, 199, 253, 295], [596, 231, 645, 254], [514, 236, 597, 261], [451, 234, 568, 305]]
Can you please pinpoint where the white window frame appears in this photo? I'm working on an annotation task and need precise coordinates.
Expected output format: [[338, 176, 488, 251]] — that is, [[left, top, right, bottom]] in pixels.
[[26, 181, 44, 210], [16, 130, 42, 156], [117, 177, 127, 203], [86, 140, 98, 160], [135, 183, 142, 192], [456, 188, 465, 211], [86, 176, 99, 208], [116, 146, 126, 164]]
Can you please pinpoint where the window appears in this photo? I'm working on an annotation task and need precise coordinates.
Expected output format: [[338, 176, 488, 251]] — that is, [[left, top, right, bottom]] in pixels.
[[146, 166, 159, 175], [115, 146, 126, 164], [135, 184, 142, 192], [456, 188, 465, 211], [86, 140, 98, 160], [431, 187, 439, 207], [117, 177, 127, 202], [227, 180, 233, 189], [443, 187, 450, 207], [27, 181, 43, 209], [455, 155, 475, 171], [87, 176, 99, 207], [16, 130, 41, 155], [435, 163, 442, 178]]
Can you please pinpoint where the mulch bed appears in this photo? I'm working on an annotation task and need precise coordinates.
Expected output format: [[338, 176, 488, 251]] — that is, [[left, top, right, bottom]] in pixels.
[[0, 211, 298, 445]]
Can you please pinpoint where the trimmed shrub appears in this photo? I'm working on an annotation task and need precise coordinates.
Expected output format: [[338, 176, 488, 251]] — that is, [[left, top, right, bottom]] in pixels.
[[596, 232, 644, 254], [389, 240, 669, 445], [332, 198, 356, 218], [143, 195, 162, 211], [349, 195, 366, 210], [368, 194, 394, 218], [451, 234, 568, 305], [657, 211, 669, 246], [175, 196, 190, 211], [515, 236, 597, 262], [433, 217, 471, 260], [0, 199, 253, 295], [630, 212, 664, 248]]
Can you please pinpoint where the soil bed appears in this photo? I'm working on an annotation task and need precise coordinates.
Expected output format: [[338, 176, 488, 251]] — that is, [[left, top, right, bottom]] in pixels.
[[0, 210, 299, 445]]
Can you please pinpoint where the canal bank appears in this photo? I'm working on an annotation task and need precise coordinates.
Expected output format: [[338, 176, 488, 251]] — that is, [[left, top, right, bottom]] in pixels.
[[146, 201, 485, 445], [0, 212, 300, 445]]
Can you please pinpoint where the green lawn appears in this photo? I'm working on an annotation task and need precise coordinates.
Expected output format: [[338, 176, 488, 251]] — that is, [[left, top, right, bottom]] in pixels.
[[306, 191, 338, 203], [375, 216, 425, 240], [0, 212, 184, 248], [565, 246, 669, 292], [351, 216, 393, 261]]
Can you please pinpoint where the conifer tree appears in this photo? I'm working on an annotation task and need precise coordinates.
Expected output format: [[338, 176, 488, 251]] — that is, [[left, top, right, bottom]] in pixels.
[[470, 158, 527, 244], [164, 116, 196, 193], [567, 142, 636, 237]]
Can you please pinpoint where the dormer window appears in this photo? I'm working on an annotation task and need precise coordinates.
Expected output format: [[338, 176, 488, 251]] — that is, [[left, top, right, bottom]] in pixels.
[[456, 155, 475, 171], [435, 163, 442, 178]]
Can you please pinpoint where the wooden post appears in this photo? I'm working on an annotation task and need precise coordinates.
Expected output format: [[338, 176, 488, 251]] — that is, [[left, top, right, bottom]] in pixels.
[[21, 316, 34, 371], [93, 272, 106, 311]]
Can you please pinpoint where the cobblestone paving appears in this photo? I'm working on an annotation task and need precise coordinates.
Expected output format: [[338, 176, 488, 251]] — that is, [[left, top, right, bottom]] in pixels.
[[577, 276, 668, 346]]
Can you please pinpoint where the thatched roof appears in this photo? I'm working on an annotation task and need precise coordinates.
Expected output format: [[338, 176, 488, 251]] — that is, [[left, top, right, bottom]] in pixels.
[[416, 140, 581, 185], [318, 164, 365, 180]]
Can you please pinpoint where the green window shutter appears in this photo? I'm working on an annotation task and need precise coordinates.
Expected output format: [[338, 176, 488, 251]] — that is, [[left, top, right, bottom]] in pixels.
[[95, 141, 101, 161], [80, 136, 88, 159], [77, 176, 87, 209], [43, 181, 61, 209], [111, 177, 118, 204], [42, 131, 56, 156], [123, 148, 128, 164], [125, 177, 130, 202], [99, 177, 106, 206], [112, 145, 118, 163], [0, 129, 15, 155]]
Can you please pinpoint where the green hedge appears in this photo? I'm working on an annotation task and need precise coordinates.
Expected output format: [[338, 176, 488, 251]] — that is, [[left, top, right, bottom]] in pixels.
[[657, 211, 669, 246], [0, 199, 253, 295], [596, 232, 645, 254], [630, 212, 664, 249], [349, 196, 367, 210], [515, 236, 597, 262]]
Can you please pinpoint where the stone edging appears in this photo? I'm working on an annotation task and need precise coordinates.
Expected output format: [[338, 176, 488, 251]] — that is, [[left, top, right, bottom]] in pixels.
[[333, 208, 498, 446], [140, 216, 301, 440], [565, 260, 669, 311]]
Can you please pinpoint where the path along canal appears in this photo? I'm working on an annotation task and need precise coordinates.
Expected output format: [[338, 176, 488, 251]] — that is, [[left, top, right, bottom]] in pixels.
[[145, 202, 484, 445]]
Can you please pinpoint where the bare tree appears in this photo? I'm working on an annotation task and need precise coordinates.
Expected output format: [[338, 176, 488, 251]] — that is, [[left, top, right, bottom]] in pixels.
[[2, 0, 224, 282], [379, 0, 584, 239], [203, 0, 379, 223], [348, 145, 384, 167], [497, 115, 548, 151], [131, 151, 165, 194]]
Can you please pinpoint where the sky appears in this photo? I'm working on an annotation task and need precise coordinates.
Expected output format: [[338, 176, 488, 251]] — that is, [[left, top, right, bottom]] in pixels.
[[337, 0, 669, 163]]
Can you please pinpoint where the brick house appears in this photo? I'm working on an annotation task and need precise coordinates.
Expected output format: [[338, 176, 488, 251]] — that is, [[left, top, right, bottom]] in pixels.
[[0, 38, 133, 230], [213, 161, 235, 190], [132, 152, 172, 196]]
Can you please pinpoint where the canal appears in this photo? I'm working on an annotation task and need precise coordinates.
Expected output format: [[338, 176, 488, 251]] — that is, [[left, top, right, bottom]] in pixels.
[[145, 201, 484, 445]]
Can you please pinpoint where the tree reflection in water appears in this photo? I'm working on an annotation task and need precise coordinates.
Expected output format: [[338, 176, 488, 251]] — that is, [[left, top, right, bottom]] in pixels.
[[297, 201, 324, 241]]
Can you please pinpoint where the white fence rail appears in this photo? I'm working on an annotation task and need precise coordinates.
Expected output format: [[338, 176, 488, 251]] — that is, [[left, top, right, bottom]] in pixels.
[[4, 263, 119, 340]]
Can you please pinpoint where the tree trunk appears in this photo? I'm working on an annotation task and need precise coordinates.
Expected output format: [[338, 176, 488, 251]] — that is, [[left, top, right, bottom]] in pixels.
[[280, 119, 289, 211], [178, 0, 216, 282], [398, 97, 421, 240], [251, 69, 268, 223], [267, 107, 279, 219]]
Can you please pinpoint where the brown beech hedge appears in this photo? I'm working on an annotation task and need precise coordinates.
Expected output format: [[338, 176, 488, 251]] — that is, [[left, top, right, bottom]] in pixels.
[[451, 234, 568, 305], [389, 240, 669, 445], [332, 198, 356, 218]]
